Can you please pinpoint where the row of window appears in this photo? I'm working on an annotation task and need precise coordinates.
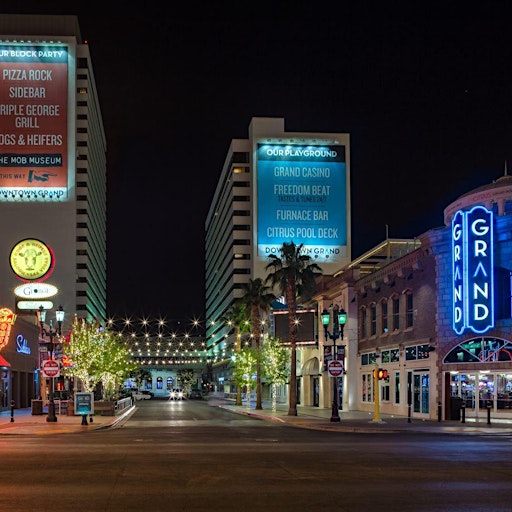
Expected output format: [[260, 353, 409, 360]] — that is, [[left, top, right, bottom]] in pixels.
[[360, 291, 414, 338], [360, 344, 431, 366]]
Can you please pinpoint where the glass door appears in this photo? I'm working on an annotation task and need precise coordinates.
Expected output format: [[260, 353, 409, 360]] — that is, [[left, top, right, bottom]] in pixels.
[[412, 372, 429, 416]]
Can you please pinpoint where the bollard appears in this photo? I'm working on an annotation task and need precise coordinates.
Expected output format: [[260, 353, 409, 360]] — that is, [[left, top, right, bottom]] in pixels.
[[437, 401, 442, 422], [487, 401, 492, 425], [10, 400, 15, 422], [461, 401, 466, 423], [81, 414, 88, 426]]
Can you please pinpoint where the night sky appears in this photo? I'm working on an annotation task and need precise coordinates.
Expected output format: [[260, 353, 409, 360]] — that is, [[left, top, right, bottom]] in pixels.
[[4, 5, 512, 325]]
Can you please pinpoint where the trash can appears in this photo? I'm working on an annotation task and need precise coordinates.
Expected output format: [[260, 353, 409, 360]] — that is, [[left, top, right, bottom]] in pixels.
[[450, 397, 464, 420], [31, 399, 43, 415]]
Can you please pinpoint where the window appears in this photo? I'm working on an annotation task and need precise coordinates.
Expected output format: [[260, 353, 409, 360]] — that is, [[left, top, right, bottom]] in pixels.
[[370, 303, 377, 336], [392, 296, 400, 330], [362, 373, 373, 403], [405, 291, 414, 328], [360, 307, 367, 338], [405, 344, 431, 361], [381, 300, 388, 333], [394, 372, 400, 404], [157, 377, 163, 390], [381, 348, 400, 363], [381, 373, 390, 402], [361, 352, 378, 366]]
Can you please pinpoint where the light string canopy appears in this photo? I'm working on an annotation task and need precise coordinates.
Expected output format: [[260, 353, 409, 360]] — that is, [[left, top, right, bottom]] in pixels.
[[105, 315, 209, 366]]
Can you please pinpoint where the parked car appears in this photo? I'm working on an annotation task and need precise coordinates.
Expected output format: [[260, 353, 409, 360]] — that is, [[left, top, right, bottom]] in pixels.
[[133, 391, 152, 400], [188, 389, 203, 399], [169, 388, 185, 400]]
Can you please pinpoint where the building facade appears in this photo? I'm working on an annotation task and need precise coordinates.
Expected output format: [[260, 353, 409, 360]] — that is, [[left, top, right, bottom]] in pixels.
[[205, 117, 350, 391], [0, 15, 107, 408], [312, 172, 512, 421]]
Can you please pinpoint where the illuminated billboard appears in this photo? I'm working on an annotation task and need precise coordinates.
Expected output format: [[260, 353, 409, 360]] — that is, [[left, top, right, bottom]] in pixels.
[[256, 143, 347, 266], [0, 43, 69, 200]]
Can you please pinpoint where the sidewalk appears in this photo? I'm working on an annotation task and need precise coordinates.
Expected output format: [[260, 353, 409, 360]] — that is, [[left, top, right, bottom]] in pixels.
[[2, 400, 512, 436], [218, 401, 512, 435], [0, 405, 135, 435]]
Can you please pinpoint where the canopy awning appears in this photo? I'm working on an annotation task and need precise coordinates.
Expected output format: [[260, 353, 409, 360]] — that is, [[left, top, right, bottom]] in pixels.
[[0, 354, 11, 368]]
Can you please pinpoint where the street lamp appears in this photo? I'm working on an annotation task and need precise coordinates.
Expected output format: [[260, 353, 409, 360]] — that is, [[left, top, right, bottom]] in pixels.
[[322, 304, 347, 423], [38, 305, 64, 423]]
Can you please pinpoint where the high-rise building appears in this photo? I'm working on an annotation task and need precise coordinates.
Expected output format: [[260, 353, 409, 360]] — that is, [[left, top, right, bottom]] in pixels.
[[205, 117, 350, 385], [0, 14, 107, 328]]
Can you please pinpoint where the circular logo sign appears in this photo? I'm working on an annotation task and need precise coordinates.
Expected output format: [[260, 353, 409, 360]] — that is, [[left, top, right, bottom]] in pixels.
[[10, 239, 54, 282]]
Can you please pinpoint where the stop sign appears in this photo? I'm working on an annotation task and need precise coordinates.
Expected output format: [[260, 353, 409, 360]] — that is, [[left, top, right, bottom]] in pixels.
[[328, 360, 343, 377], [42, 359, 60, 378]]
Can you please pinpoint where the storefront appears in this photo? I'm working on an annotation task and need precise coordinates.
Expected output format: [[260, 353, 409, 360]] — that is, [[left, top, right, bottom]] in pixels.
[[444, 337, 512, 420], [0, 315, 40, 411]]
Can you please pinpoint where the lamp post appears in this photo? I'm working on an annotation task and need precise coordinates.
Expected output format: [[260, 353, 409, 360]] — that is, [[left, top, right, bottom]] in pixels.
[[321, 304, 347, 423], [38, 305, 64, 423]]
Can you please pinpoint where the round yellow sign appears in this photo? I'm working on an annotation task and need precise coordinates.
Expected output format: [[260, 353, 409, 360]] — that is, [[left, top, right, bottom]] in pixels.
[[10, 238, 54, 281]]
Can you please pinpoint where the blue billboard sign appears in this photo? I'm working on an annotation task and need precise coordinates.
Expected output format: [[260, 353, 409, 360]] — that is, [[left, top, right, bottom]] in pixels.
[[256, 143, 347, 265]]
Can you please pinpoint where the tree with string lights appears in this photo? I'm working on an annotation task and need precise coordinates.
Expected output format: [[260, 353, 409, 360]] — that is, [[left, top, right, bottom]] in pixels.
[[222, 304, 251, 406], [265, 241, 322, 416], [62, 317, 137, 400], [236, 278, 276, 410], [232, 347, 256, 408], [261, 335, 290, 412]]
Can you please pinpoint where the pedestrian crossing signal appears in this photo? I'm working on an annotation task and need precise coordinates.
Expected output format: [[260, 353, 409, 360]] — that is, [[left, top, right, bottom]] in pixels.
[[377, 368, 388, 380], [373, 368, 388, 380]]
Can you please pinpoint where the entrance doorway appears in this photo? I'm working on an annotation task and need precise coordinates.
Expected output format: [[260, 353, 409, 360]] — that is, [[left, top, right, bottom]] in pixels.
[[449, 371, 512, 417], [313, 377, 319, 407], [410, 371, 430, 417]]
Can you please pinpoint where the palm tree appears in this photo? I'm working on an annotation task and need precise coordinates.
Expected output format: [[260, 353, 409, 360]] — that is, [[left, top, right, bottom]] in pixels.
[[236, 278, 276, 409], [265, 241, 322, 416], [222, 303, 251, 406]]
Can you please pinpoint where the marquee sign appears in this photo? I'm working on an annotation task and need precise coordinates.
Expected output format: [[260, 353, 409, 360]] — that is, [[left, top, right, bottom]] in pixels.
[[452, 205, 494, 335]]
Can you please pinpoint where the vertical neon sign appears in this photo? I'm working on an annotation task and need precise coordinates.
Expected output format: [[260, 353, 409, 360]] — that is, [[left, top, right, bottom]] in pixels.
[[452, 206, 494, 334]]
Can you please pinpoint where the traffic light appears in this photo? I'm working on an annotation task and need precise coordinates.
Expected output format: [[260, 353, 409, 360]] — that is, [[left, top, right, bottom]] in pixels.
[[377, 368, 388, 380]]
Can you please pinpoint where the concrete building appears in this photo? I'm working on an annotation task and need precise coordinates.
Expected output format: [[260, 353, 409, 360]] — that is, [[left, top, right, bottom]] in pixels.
[[205, 117, 350, 391], [0, 14, 107, 409]]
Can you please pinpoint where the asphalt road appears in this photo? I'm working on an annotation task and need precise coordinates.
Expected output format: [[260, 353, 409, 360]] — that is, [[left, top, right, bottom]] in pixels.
[[2, 399, 512, 512]]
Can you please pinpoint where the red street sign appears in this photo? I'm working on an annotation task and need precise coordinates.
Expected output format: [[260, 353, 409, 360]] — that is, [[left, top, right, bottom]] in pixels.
[[328, 360, 343, 377], [42, 359, 60, 378]]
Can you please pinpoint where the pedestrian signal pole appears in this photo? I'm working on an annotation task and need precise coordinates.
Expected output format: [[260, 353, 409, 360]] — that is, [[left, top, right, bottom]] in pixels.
[[372, 364, 381, 422]]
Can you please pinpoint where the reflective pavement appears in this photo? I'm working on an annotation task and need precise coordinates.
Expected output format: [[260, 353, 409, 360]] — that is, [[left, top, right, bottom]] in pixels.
[[2, 399, 512, 436]]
